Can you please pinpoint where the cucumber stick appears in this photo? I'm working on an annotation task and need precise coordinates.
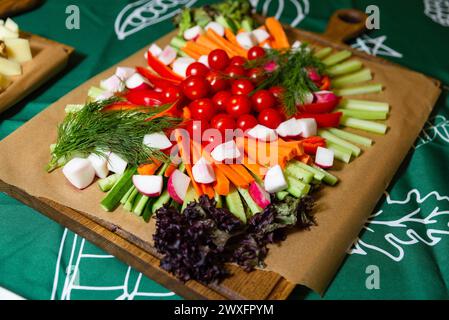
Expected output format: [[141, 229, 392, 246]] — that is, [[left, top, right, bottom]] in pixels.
[[337, 108, 387, 120], [181, 185, 198, 212], [318, 129, 361, 157], [311, 165, 338, 186], [327, 59, 363, 77], [339, 99, 389, 112], [238, 188, 262, 216], [284, 163, 314, 183], [226, 188, 247, 224], [314, 47, 332, 59], [152, 190, 171, 214], [276, 191, 289, 201], [101, 167, 137, 212], [326, 141, 352, 163], [322, 50, 352, 66], [333, 83, 383, 96], [290, 160, 325, 181], [98, 173, 122, 192], [124, 187, 139, 211], [332, 68, 372, 88], [285, 175, 311, 198], [327, 128, 373, 147], [341, 117, 388, 134]]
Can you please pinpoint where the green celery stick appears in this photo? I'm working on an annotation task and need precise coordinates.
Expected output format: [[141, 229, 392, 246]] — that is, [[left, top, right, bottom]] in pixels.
[[326, 142, 352, 163], [341, 117, 388, 134], [332, 69, 372, 88], [318, 129, 361, 156], [238, 188, 262, 216], [290, 160, 325, 181], [142, 198, 156, 222], [285, 175, 311, 198], [170, 36, 186, 49], [327, 128, 373, 147], [120, 186, 135, 204], [284, 163, 314, 183], [133, 195, 149, 216], [327, 60, 363, 77], [311, 165, 338, 186], [98, 173, 122, 192], [333, 83, 383, 96], [339, 99, 389, 112], [181, 185, 197, 212], [101, 167, 137, 212], [322, 50, 352, 66], [314, 47, 332, 59], [124, 188, 139, 211], [337, 108, 387, 120], [214, 192, 223, 208], [276, 191, 289, 201], [152, 190, 171, 214]]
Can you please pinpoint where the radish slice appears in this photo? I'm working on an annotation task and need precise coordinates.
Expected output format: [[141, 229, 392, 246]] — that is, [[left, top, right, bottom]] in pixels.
[[247, 124, 278, 142], [314, 90, 338, 104], [297, 118, 317, 138], [276, 118, 302, 138], [252, 29, 270, 43], [167, 169, 191, 204], [198, 55, 210, 68], [115, 67, 136, 81], [264, 165, 287, 193], [184, 25, 204, 40], [88, 153, 109, 179], [133, 175, 163, 197], [148, 44, 162, 57], [205, 21, 225, 37], [100, 75, 125, 93], [125, 73, 150, 90], [210, 140, 241, 162], [306, 67, 321, 83], [192, 157, 216, 184], [172, 57, 196, 78], [158, 46, 177, 66], [249, 181, 271, 208], [107, 152, 128, 174], [143, 132, 172, 150], [62, 158, 96, 190], [315, 147, 334, 168], [236, 32, 257, 49]]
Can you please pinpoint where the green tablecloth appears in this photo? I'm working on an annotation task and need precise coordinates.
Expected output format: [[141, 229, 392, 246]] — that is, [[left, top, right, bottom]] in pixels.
[[1, 0, 448, 300]]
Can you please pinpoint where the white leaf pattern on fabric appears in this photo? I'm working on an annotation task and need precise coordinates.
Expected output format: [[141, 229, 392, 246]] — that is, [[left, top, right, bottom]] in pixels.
[[351, 35, 403, 58], [414, 115, 449, 149], [424, 0, 449, 27], [261, 0, 309, 27]]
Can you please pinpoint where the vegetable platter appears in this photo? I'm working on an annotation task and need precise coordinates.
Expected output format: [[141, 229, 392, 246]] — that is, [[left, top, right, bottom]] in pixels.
[[0, 3, 441, 300]]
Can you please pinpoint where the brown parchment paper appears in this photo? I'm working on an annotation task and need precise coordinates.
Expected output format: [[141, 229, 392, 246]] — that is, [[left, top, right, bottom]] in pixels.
[[0, 32, 73, 114], [0, 30, 441, 295]]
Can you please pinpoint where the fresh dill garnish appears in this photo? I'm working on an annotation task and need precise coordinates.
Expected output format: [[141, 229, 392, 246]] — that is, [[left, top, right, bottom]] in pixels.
[[47, 97, 181, 172], [246, 44, 326, 117]]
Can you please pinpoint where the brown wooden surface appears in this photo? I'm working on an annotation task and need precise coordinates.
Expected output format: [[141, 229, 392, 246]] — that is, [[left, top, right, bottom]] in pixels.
[[0, 0, 42, 18]]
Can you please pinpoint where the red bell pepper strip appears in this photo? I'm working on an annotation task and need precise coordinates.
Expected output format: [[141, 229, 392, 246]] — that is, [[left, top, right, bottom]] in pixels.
[[296, 112, 342, 128], [136, 67, 181, 88], [146, 52, 184, 82], [298, 96, 341, 114], [102, 101, 142, 112], [301, 136, 326, 155], [320, 75, 331, 90], [125, 89, 164, 107]]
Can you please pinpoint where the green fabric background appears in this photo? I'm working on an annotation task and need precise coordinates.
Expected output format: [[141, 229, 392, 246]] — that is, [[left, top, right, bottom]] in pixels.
[[0, 0, 448, 300]]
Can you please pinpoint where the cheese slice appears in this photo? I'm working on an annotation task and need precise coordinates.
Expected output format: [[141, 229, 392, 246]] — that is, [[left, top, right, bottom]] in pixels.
[[5, 38, 32, 63], [0, 56, 21, 76]]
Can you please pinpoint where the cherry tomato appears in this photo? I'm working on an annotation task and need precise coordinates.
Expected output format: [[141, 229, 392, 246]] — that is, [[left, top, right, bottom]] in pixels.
[[212, 91, 231, 112], [186, 62, 209, 77], [189, 98, 216, 121], [211, 113, 236, 134], [224, 65, 246, 79], [160, 85, 182, 103], [236, 114, 258, 132], [231, 79, 254, 95], [181, 75, 210, 100], [229, 56, 247, 67], [251, 89, 276, 112], [226, 95, 252, 118], [205, 70, 229, 93], [246, 67, 266, 84], [247, 46, 266, 60], [185, 119, 209, 138], [125, 89, 163, 106], [258, 108, 284, 129], [269, 86, 285, 102], [208, 49, 229, 71]]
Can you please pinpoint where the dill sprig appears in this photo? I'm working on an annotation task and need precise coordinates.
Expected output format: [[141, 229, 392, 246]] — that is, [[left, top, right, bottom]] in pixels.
[[47, 97, 181, 172], [246, 44, 326, 117]]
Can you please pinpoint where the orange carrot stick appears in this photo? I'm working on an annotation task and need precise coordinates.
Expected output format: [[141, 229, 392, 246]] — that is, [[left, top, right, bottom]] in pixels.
[[215, 164, 249, 189], [137, 161, 161, 175], [181, 46, 201, 59], [214, 166, 230, 196], [197, 35, 221, 51], [185, 41, 211, 56], [164, 162, 178, 178], [242, 155, 268, 180], [225, 28, 239, 46], [201, 184, 215, 199], [265, 17, 290, 49], [229, 164, 255, 184], [206, 28, 246, 57]]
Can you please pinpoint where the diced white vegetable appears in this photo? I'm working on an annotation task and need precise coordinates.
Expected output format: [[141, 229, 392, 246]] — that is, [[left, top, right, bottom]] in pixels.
[[95, 91, 114, 102], [115, 67, 135, 80], [167, 169, 191, 204], [107, 152, 128, 174], [100, 75, 125, 93], [4, 38, 32, 63], [252, 29, 270, 43], [264, 165, 287, 193], [88, 153, 109, 179], [291, 40, 302, 49], [143, 132, 172, 150], [62, 158, 96, 189], [0, 25, 18, 40], [172, 57, 195, 78], [184, 25, 204, 40], [198, 55, 209, 68], [211, 140, 241, 162], [0, 56, 21, 76], [158, 46, 177, 65], [297, 118, 317, 138], [315, 147, 334, 168], [125, 73, 149, 90], [148, 43, 162, 57], [262, 42, 272, 49], [247, 124, 278, 142], [133, 175, 163, 197], [4, 18, 19, 34], [276, 118, 302, 138], [192, 157, 216, 184], [296, 91, 314, 105], [236, 32, 257, 49], [249, 181, 271, 208], [205, 21, 225, 37]]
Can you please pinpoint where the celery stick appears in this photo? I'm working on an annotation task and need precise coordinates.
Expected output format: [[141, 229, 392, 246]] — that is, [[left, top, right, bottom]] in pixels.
[[238, 188, 262, 216], [332, 69, 372, 88], [318, 129, 361, 157], [182, 186, 197, 212], [241, 18, 253, 32], [120, 186, 135, 204], [170, 36, 186, 49], [152, 190, 171, 214], [290, 160, 325, 181], [326, 141, 352, 163], [276, 191, 289, 201], [285, 175, 311, 198], [341, 117, 388, 134], [133, 195, 149, 216], [178, 162, 185, 173], [327, 60, 363, 77], [142, 198, 156, 222], [101, 167, 137, 212], [215, 192, 223, 208], [124, 188, 139, 211], [284, 162, 314, 183], [327, 128, 373, 147], [311, 165, 338, 186], [322, 50, 352, 66], [98, 173, 122, 192], [339, 99, 389, 112], [333, 83, 383, 96], [314, 47, 332, 59], [336, 108, 387, 120]]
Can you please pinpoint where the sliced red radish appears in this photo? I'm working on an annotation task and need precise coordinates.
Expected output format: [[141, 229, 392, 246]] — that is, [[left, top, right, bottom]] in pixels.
[[107, 152, 128, 174], [158, 46, 177, 66], [167, 169, 191, 204], [276, 118, 302, 138], [100, 75, 125, 93], [184, 25, 204, 40], [148, 43, 162, 58], [198, 55, 210, 68], [264, 61, 278, 72], [314, 90, 338, 104], [210, 140, 241, 162], [125, 73, 150, 90], [172, 57, 196, 78], [88, 153, 109, 179], [247, 124, 278, 142], [62, 158, 96, 190], [143, 132, 172, 150], [133, 175, 163, 197], [306, 67, 321, 83], [315, 146, 334, 168], [115, 67, 136, 81], [264, 165, 287, 193], [249, 181, 271, 208], [252, 29, 270, 43], [236, 32, 257, 49], [192, 157, 216, 184], [205, 21, 225, 37], [297, 118, 317, 138]]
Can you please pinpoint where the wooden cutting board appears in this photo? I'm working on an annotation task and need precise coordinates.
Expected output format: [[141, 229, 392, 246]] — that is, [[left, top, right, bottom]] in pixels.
[[0, 10, 441, 300]]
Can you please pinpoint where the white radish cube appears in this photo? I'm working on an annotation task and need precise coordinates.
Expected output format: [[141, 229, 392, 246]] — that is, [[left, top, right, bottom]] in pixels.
[[143, 132, 172, 150], [115, 67, 136, 80], [100, 75, 125, 93], [0, 25, 18, 39], [205, 21, 225, 37], [0, 56, 21, 76], [184, 25, 204, 40], [192, 157, 216, 184], [158, 46, 177, 66], [211, 140, 241, 162], [4, 18, 19, 33], [133, 175, 163, 197], [107, 152, 128, 174], [88, 153, 109, 179], [148, 44, 162, 57], [62, 158, 96, 189], [172, 57, 195, 78], [236, 32, 257, 49], [4, 38, 32, 63], [252, 29, 270, 43], [276, 118, 302, 138], [315, 147, 334, 168], [264, 165, 287, 193], [198, 55, 209, 68], [247, 124, 278, 142], [297, 118, 317, 138], [125, 73, 149, 90]]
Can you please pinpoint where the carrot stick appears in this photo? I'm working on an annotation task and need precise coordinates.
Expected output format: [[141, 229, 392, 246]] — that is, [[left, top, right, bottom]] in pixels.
[[137, 161, 161, 175], [213, 165, 230, 196], [164, 162, 178, 178], [265, 17, 290, 49], [201, 184, 215, 199], [181, 46, 201, 60], [206, 28, 246, 57], [215, 164, 249, 189], [197, 35, 221, 51], [225, 28, 239, 46], [242, 155, 267, 180], [298, 154, 311, 164], [229, 164, 255, 184], [185, 41, 210, 56]]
